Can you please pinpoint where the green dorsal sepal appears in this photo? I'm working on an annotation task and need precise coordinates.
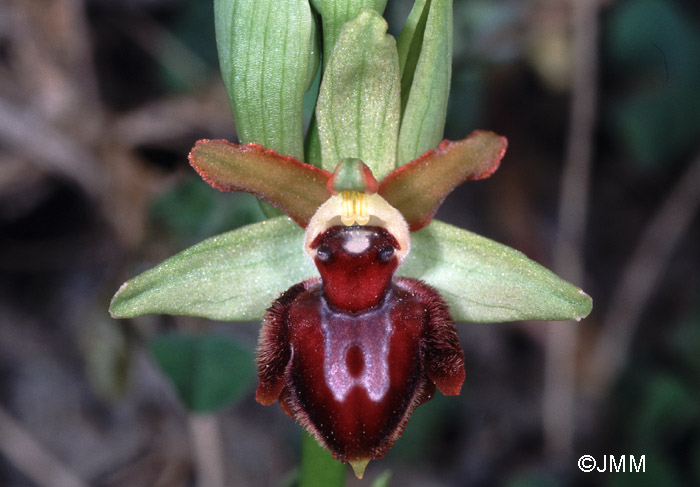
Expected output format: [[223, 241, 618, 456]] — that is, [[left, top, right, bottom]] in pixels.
[[328, 158, 379, 194]]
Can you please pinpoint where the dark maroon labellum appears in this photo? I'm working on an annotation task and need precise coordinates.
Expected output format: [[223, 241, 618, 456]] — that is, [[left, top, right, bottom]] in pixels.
[[256, 226, 465, 475]]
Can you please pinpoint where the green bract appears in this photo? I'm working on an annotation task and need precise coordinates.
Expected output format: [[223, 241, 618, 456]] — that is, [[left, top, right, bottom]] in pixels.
[[316, 10, 401, 180], [311, 0, 388, 68], [397, 0, 452, 165], [111, 4, 592, 329], [214, 0, 318, 217], [214, 0, 317, 160]]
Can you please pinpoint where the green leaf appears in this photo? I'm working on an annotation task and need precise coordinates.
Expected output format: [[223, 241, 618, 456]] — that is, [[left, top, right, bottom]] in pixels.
[[609, 455, 680, 487], [396, 0, 452, 165], [150, 333, 255, 412], [397, 0, 429, 75], [110, 217, 316, 321], [316, 9, 401, 180], [189, 139, 331, 228], [83, 317, 130, 401], [303, 70, 323, 168], [304, 115, 323, 168], [214, 0, 319, 161], [505, 473, 560, 487], [310, 0, 388, 69], [399, 220, 592, 322], [671, 314, 700, 380], [299, 432, 346, 487], [371, 470, 392, 487], [605, 0, 700, 167], [634, 374, 700, 448], [379, 130, 506, 231]]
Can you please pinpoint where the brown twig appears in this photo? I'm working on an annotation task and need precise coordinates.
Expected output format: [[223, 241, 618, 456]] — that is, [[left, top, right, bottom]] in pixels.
[[583, 149, 700, 398], [113, 12, 210, 91], [188, 414, 227, 487], [112, 84, 234, 147], [0, 406, 89, 487], [0, 97, 104, 196], [542, 0, 599, 459]]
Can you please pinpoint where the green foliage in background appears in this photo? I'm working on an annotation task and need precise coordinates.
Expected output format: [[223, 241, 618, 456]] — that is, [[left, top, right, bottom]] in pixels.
[[150, 333, 255, 413], [608, 310, 700, 487], [605, 0, 700, 168], [150, 176, 264, 245]]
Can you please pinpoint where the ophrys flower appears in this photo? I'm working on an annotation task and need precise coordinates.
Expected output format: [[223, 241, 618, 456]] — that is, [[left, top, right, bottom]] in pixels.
[[109, 2, 592, 479], [185, 133, 504, 475]]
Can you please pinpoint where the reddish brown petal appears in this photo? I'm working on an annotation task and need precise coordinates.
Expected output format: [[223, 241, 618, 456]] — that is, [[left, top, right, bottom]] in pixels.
[[396, 277, 465, 395], [256, 280, 318, 406], [189, 140, 331, 228], [379, 130, 507, 231]]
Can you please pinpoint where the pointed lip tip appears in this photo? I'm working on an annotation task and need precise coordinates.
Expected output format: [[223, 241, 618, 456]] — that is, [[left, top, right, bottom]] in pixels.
[[349, 457, 370, 479]]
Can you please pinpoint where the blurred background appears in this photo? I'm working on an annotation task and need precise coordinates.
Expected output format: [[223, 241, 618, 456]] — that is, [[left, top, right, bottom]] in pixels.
[[1, 0, 699, 486]]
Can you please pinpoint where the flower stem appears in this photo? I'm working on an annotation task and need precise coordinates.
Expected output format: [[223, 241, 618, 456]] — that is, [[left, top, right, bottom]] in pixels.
[[188, 413, 226, 487], [299, 432, 346, 487]]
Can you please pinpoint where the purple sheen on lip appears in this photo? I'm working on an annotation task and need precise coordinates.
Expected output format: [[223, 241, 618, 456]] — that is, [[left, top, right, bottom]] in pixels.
[[255, 225, 465, 466], [255, 222, 465, 465], [320, 294, 392, 403], [259, 279, 439, 462]]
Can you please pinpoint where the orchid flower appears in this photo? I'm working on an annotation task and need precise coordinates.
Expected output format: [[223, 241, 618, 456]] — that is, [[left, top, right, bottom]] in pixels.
[[109, 2, 591, 479]]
